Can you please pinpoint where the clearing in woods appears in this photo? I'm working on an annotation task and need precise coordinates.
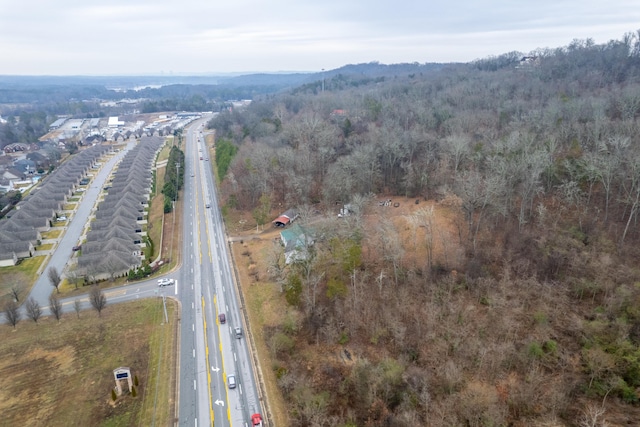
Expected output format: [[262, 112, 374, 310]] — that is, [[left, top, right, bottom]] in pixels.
[[229, 195, 462, 426]]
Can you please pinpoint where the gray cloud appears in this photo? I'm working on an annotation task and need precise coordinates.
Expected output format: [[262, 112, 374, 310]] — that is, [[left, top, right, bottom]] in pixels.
[[1, 0, 638, 74]]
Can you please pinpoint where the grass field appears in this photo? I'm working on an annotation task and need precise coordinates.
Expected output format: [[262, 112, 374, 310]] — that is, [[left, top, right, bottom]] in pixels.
[[0, 257, 43, 306], [0, 298, 178, 427]]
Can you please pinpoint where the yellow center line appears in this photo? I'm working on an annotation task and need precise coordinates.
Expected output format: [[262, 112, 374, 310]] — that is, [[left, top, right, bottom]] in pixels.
[[202, 296, 215, 425]]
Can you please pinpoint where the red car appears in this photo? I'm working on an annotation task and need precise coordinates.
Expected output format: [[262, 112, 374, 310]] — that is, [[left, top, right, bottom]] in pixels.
[[251, 413, 263, 427]]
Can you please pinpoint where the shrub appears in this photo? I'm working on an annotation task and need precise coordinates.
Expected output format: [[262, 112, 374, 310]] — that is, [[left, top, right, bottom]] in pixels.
[[533, 311, 548, 326], [338, 331, 349, 345], [269, 332, 295, 357], [544, 340, 558, 356], [528, 342, 544, 359]]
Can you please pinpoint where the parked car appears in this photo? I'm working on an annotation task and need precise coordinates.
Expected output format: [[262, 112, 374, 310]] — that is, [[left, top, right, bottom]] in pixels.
[[57, 216, 67, 221], [218, 313, 226, 324], [72, 245, 82, 251], [157, 278, 175, 287]]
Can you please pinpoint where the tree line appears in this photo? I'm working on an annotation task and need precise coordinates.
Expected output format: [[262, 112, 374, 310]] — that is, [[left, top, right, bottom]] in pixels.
[[210, 30, 640, 425]]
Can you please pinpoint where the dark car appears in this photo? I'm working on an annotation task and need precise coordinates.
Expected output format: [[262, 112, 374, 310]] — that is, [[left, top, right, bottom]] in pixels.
[[72, 245, 82, 251], [218, 313, 226, 324]]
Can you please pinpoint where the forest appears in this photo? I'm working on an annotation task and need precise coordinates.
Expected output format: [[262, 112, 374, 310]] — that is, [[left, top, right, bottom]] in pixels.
[[209, 31, 640, 426]]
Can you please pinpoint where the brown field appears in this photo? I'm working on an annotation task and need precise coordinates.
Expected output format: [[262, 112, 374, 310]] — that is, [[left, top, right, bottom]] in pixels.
[[0, 298, 178, 427]]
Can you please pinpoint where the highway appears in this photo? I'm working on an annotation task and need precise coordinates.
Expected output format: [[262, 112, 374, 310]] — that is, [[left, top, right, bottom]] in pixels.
[[177, 118, 262, 426]]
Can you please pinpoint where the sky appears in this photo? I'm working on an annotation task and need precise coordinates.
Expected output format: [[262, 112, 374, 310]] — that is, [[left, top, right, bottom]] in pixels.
[[1, 0, 639, 76]]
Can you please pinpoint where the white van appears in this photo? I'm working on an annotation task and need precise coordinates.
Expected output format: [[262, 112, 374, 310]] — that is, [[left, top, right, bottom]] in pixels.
[[227, 375, 236, 389]]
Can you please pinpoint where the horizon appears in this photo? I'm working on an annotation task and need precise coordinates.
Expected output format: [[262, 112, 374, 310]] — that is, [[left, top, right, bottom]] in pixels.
[[1, 1, 638, 76]]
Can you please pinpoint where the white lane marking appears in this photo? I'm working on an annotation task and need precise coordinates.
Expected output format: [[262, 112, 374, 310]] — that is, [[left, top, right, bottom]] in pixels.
[[193, 349, 195, 358], [192, 324, 195, 332], [194, 380, 197, 390], [175, 281, 178, 296], [192, 302, 194, 309], [233, 352, 237, 362]]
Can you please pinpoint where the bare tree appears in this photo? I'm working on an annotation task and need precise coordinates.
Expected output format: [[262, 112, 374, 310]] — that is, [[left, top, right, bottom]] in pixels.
[[74, 299, 81, 319], [47, 266, 62, 293], [25, 297, 42, 324], [66, 267, 81, 289], [3, 300, 20, 329], [104, 258, 121, 282], [579, 403, 609, 427], [49, 293, 63, 322], [376, 217, 404, 286], [10, 284, 22, 302], [443, 133, 471, 182], [266, 241, 286, 283], [411, 206, 436, 272], [89, 286, 107, 316]]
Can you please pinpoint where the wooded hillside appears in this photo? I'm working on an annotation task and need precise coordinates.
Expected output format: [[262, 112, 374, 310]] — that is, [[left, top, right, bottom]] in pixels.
[[211, 31, 640, 426]]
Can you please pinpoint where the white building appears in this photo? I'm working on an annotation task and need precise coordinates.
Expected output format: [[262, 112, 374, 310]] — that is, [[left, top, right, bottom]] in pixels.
[[108, 116, 125, 128]]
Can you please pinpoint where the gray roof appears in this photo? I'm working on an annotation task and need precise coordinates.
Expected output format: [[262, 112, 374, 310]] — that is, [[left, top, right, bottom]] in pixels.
[[77, 250, 141, 274], [81, 237, 140, 255]]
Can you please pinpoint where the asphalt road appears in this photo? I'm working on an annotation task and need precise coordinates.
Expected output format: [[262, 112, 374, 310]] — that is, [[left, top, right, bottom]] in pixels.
[[20, 119, 263, 426], [176, 119, 263, 427]]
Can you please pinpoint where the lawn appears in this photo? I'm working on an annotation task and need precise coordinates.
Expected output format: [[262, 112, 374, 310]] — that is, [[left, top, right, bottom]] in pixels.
[[0, 257, 44, 306], [0, 298, 178, 427], [41, 229, 62, 240]]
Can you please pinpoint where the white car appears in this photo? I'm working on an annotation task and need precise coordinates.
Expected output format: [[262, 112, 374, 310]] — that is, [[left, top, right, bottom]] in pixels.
[[57, 216, 67, 221], [157, 278, 175, 287]]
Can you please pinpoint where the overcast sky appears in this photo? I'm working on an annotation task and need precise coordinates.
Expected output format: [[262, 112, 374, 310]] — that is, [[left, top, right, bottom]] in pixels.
[[1, 0, 639, 76]]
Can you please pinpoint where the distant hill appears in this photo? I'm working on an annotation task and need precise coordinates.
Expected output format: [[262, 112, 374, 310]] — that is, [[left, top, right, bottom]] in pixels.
[[216, 61, 451, 88], [0, 62, 453, 105]]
